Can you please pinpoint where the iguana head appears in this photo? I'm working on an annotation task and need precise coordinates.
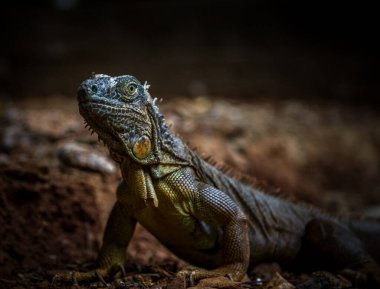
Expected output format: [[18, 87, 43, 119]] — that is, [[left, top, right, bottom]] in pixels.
[[77, 74, 175, 165]]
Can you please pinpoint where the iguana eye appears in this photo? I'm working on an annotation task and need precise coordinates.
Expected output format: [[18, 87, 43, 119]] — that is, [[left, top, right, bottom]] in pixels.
[[117, 79, 139, 100], [125, 83, 138, 96]]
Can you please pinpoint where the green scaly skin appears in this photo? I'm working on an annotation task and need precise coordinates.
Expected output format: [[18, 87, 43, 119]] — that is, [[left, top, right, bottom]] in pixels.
[[54, 74, 380, 287]]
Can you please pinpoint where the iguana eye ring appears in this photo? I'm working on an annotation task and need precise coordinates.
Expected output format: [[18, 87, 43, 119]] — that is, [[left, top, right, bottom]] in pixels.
[[125, 83, 138, 96]]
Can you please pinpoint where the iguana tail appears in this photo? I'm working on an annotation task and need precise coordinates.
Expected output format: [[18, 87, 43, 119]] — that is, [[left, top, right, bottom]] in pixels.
[[349, 219, 380, 264]]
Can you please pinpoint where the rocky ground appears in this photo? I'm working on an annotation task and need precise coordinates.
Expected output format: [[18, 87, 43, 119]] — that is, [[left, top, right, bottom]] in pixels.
[[0, 95, 379, 289]]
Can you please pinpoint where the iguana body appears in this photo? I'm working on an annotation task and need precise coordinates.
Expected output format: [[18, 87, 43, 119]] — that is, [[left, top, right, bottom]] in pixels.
[[55, 74, 380, 287]]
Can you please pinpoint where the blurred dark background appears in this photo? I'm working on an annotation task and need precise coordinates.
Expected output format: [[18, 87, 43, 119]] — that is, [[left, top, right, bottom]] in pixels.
[[1, 0, 379, 104]]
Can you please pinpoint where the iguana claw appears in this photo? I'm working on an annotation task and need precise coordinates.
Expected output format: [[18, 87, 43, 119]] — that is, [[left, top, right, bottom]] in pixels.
[[118, 264, 126, 277], [95, 270, 111, 288], [72, 271, 78, 285], [189, 271, 195, 287]]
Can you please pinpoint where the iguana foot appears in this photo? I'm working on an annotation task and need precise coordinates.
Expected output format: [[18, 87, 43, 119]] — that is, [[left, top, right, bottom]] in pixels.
[[52, 264, 126, 287], [296, 271, 352, 289], [339, 266, 380, 288], [304, 218, 380, 288], [176, 265, 235, 286]]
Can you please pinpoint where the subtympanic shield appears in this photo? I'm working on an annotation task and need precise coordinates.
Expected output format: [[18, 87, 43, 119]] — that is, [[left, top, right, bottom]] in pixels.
[[133, 135, 152, 159]]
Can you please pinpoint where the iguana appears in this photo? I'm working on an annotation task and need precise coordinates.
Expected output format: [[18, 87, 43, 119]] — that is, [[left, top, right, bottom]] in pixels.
[[54, 74, 380, 287]]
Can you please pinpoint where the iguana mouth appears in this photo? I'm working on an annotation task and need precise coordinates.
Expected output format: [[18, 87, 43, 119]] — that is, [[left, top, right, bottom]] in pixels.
[[80, 101, 147, 120], [78, 95, 121, 108], [78, 88, 146, 117]]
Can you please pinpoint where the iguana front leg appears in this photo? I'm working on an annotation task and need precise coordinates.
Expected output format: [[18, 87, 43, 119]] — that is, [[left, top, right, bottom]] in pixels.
[[53, 201, 136, 284], [177, 180, 250, 282]]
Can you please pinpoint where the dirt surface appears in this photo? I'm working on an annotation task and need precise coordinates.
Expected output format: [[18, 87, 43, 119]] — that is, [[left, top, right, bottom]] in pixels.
[[0, 95, 379, 288]]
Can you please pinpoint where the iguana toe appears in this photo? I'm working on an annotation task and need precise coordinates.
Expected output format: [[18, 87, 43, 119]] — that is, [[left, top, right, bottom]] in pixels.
[[52, 264, 125, 286], [177, 265, 226, 285]]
